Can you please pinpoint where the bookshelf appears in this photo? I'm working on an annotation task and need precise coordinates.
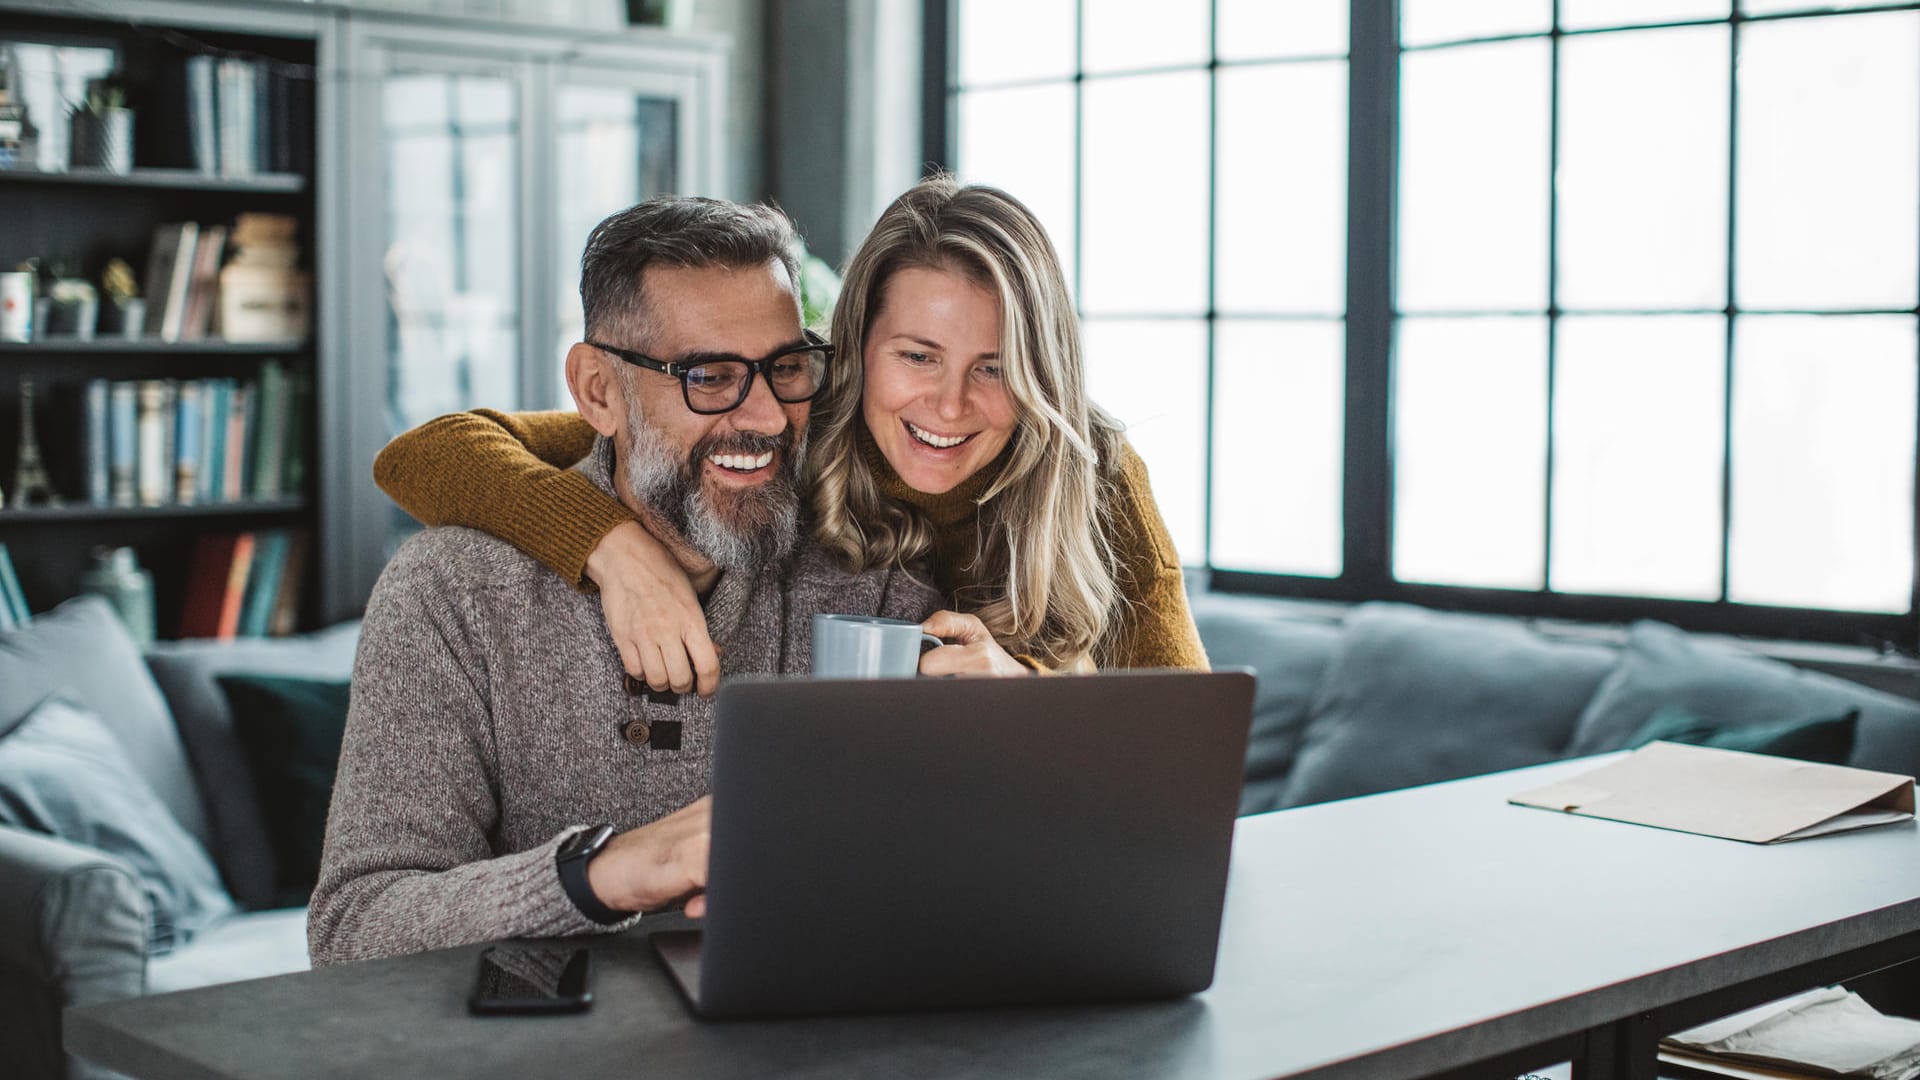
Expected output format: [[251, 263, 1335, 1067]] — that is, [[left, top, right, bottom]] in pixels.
[[0, 0, 730, 638], [0, 2, 319, 637]]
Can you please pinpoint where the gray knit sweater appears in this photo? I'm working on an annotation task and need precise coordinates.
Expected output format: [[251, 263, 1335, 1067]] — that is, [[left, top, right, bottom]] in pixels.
[[309, 438, 941, 966]]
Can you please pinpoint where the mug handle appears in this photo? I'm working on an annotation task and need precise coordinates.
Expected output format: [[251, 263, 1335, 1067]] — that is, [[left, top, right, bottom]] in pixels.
[[919, 632, 943, 652]]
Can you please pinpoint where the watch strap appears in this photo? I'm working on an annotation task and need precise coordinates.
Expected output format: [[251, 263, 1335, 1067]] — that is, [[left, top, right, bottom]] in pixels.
[[556, 824, 628, 925]]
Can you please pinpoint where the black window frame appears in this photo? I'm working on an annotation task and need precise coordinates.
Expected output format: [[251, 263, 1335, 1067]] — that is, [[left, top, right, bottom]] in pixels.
[[927, 0, 1920, 652]]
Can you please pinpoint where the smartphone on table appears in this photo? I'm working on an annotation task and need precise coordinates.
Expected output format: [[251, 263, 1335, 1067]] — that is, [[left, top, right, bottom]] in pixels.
[[468, 945, 593, 1015]]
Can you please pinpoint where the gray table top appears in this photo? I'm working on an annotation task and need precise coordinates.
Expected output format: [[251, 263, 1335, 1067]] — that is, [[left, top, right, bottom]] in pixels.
[[67, 755, 1920, 1080]]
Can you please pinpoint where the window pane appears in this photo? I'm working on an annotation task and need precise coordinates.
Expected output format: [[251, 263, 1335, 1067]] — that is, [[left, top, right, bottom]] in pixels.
[[1552, 317, 1726, 600], [1730, 316, 1916, 613], [1399, 41, 1550, 313], [1736, 13, 1919, 311], [1212, 320, 1346, 577], [1742, 0, 1887, 14], [958, 84, 1077, 298], [1394, 317, 1548, 589], [1401, 0, 1550, 47], [1083, 0, 1209, 74], [384, 73, 520, 437], [1216, 62, 1347, 316], [1082, 73, 1210, 315], [1217, 0, 1347, 60], [1083, 319, 1208, 562], [553, 90, 677, 405], [1561, 0, 1729, 30], [1558, 27, 1727, 311], [957, 0, 1075, 86]]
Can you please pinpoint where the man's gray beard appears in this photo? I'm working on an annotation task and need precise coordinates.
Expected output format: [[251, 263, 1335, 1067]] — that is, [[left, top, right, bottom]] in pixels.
[[620, 404, 805, 572]]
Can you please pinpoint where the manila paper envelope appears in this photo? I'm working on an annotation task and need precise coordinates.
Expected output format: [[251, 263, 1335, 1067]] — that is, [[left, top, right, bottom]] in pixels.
[[1510, 741, 1916, 844]]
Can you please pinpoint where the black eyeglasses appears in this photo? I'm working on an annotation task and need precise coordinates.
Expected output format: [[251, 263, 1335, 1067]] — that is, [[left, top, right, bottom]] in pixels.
[[587, 331, 833, 415]]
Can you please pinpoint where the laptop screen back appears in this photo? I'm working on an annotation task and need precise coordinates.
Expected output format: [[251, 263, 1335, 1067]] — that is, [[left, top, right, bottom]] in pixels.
[[693, 670, 1254, 1017]]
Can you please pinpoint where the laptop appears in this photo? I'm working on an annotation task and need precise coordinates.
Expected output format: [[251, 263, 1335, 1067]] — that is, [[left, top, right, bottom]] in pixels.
[[650, 669, 1254, 1018]]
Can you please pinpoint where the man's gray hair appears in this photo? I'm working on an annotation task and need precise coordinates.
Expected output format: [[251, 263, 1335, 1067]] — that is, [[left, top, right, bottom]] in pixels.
[[579, 196, 802, 345]]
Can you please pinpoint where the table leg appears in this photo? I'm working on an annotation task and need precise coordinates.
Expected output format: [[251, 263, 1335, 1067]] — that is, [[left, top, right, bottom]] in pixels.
[[1572, 1014, 1657, 1080]]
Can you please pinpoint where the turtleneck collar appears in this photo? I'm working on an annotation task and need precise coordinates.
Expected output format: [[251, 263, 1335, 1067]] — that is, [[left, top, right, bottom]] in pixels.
[[856, 421, 1002, 528]]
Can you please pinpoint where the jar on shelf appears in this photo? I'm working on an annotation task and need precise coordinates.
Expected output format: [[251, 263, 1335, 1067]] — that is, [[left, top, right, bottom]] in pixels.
[[78, 546, 155, 649]]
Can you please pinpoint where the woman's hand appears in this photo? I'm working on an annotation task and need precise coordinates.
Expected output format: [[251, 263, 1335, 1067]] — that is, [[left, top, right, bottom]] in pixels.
[[918, 610, 1033, 678], [586, 521, 721, 697]]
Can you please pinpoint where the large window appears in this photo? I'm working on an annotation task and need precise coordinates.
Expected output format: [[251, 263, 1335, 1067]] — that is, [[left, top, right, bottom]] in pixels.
[[942, 0, 1920, 646]]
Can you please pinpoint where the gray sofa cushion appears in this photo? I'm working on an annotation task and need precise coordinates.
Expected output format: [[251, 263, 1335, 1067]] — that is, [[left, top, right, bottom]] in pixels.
[[0, 699, 233, 953], [145, 623, 360, 911], [146, 907, 310, 995], [1567, 621, 1920, 778], [0, 596, 212, 852], [1190, 597, 1342, 815], [1281, 603, 1617, 808]]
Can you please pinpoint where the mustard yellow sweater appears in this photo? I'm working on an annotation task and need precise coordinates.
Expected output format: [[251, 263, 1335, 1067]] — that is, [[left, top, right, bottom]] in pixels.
[[373, 409, 1209, 671]]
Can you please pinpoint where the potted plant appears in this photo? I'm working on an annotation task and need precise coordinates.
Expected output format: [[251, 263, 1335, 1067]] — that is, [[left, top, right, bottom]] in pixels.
[[97, 258, 143, 339], [69, 77, 132, 174]]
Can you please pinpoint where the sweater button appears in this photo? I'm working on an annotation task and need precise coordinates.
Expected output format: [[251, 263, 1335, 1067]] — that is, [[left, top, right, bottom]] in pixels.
[[623, 718, 651, 746]]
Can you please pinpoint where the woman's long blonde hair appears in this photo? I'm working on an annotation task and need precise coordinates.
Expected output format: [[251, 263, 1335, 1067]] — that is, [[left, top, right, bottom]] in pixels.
[[808, 176, 1125, 667]]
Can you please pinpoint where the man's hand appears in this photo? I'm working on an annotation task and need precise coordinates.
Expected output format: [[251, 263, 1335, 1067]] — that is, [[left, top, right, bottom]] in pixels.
[[918, 610, 1034, 678], [586, 796, 712, 918], [586, 521, 723, 698]]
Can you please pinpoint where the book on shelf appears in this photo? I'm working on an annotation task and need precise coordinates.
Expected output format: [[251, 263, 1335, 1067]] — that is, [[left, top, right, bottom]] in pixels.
[[69, 372, 306, 511], [135, 380, 172, 506], [185, 54, 218, 174], [283, 370, 310, 493], [156, 53, 305, 177], [109, 382, 137, 506], [0, 543, 27, 628], [216, 58, 257, 177], [140, 222, 200, 342], [224, 381, 251, 500], [269, 530, 308, 636], [178, 532, 254, 640], [251, 360, 288, 499], [238, 529, 294, 637], [173, 381, 202, 505], [197, 378, 222, 504], [85, 379, 109, 506], [178, 224, 227, 342]]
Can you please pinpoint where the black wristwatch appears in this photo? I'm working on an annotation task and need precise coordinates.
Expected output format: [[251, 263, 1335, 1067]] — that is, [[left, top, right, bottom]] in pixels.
[[556, 824, 627, 925]]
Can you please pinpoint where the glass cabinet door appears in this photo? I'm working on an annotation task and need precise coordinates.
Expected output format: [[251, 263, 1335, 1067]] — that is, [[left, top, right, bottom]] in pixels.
[[331, 21, 725, 601], [381, 68, 524, 437], [550, 78, 686, 403]]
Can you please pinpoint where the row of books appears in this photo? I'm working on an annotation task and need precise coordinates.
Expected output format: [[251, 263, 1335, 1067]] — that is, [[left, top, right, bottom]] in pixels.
[[81, 362, 309, 509], [0, 544, 28, 631], [181, 54, 312, 177], [143, 214, 308, 343], [179, 530, 307, 640]]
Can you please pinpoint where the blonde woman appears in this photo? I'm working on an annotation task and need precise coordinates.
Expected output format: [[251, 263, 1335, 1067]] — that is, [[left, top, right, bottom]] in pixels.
[[374, 176, 1207, 693]]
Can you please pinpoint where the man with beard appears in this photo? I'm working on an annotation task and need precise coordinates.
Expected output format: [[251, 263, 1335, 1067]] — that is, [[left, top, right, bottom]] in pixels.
[[308, 198, 941, 965]]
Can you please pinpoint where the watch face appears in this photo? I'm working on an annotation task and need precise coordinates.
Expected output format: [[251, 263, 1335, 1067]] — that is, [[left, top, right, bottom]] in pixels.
[[559, 826, 611, 862]]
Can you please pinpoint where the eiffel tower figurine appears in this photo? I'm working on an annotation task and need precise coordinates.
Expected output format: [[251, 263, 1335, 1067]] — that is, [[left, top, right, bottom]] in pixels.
[[9, 377, 61, 508]]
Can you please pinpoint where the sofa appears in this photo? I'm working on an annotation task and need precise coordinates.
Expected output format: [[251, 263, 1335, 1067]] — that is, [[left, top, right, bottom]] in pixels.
[[0, 596, 358, 1080], [8, 589, 1920, 1080], [1188, 593, 1920, 816]]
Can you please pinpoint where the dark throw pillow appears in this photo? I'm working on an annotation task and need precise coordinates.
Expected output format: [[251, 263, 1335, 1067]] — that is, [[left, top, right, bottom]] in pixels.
[[0, 697, 234, 953], [1629, 705, 1861, 766], [217, 675, 352, 908], [1568, 621, 1920, 777]]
